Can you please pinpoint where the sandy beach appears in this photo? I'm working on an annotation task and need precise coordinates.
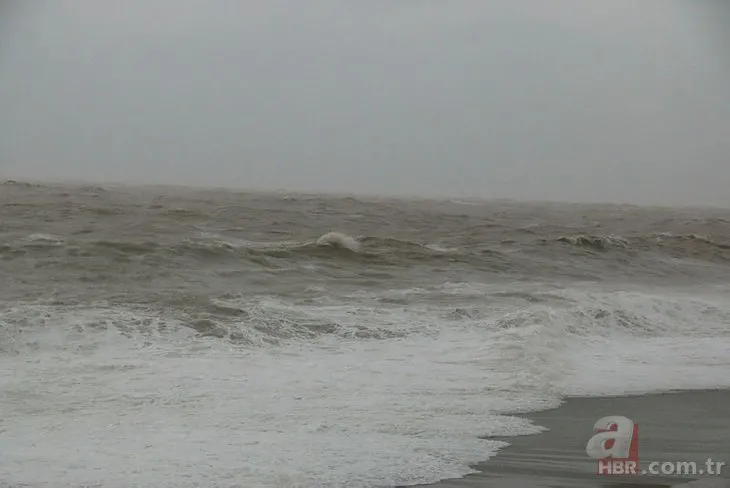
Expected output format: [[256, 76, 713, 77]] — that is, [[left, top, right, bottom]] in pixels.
[[416, 390, 730, 488]]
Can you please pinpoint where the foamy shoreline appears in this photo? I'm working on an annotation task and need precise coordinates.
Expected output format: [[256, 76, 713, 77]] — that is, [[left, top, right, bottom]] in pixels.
[[415, 390, 730, 488]]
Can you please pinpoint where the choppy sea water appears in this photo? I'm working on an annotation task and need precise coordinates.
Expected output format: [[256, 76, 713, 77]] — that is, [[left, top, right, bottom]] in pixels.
[[1, 181, 729, 488]]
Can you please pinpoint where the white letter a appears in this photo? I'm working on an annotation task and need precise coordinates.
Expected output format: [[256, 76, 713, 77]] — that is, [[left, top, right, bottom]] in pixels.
[[586, 416, 634, 459]]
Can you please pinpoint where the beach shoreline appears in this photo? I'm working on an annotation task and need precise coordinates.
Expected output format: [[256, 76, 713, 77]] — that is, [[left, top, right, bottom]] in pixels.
[[413, 390, 730, 488]]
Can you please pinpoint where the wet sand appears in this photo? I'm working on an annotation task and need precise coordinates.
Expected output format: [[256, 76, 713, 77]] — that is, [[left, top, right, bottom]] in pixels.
[[414, 390, 730, 488]]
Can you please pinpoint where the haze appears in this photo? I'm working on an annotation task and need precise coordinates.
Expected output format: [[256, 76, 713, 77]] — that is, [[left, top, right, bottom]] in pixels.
[[2, 1, 729, 205]]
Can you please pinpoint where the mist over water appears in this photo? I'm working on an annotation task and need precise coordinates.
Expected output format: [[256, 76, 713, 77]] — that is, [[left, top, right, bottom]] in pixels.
[[1, 182, 729, 487], [2, 1, 730, 206]]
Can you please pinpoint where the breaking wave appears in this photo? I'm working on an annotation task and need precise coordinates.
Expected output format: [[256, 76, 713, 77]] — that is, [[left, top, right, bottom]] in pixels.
[[2, 230, 729, 277], [556, 233, 630, 250], [316, 231, 361, 251]]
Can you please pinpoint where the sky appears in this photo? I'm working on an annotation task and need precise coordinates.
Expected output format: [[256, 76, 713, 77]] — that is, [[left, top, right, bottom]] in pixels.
[[2, 0, 729, 205]]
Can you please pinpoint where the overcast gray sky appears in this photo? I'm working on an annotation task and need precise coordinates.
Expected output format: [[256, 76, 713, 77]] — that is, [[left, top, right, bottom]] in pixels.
[[2, 1, 729, 205]]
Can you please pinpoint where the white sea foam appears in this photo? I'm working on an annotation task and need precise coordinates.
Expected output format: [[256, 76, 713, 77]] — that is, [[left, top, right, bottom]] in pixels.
[[1, 285, 729, 487], [425, 243, 458, 253], [21, 233, 66, 245], [316, 232, 361, 252]]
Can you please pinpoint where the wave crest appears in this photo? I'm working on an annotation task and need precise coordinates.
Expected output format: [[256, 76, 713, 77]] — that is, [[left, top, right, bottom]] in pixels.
[[315, 232, 361, 252], [556, 234, 629, 250]]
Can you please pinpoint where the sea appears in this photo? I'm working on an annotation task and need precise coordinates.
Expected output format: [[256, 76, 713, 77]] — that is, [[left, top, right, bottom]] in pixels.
[[1, 181, 729, 488]]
